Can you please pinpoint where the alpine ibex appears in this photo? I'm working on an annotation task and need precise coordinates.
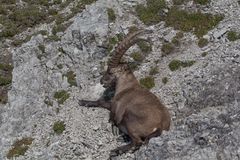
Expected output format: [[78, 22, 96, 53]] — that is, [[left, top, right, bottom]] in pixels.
[[79, 30, 171, 156]]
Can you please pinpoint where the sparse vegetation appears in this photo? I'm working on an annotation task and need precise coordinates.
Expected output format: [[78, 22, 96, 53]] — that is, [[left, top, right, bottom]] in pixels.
[[137, 41, 152, 53], [227, 31, 240, 41], [7, 137, 34, 159], [135, 0, 166, 25], [54, 90, 70, 104], [198, 38, 208, 48], [168, 59, 196, 71], [130, 52, 144, 62], [140, 76, 155, 89], [149, 66, 159, 75], [107, 8, 116, 22], [194, 0, 210, 5], [166, 7, 224, 37], [64, 71, 77, 86], [162, 77, 168, 84], [173, 0, 186, 5], [0, 0, 97, 39], [53, 121, 65, 134], [161, 43, 175, 56]]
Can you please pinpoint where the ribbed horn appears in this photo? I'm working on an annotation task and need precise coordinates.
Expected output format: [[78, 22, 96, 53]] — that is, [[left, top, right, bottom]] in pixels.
[[108, 30, 146, 68]]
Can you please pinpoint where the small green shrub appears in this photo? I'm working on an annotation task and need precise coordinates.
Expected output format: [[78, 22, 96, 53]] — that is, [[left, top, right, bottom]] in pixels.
[[161, 43, 175, 56], [0, 76, 12, 86], [7, 137, 34, 159], [130, 52, 144, 62], [54, 90, 70, 104], [149, 66, 159, 75], [162, 77, 168, 84], [53, 121, 65, 134], [139, 76, 155, 89], [137, 41, 152, 53], [46, 35, 61, 41], [64, 71, 77, 86], [0, 63, 13, 71], [198, 38, 208, 48], [227, 31, 239, 41], [107, 8, 116, 22], [135, 0, 166, 25], [173, 0, 186, 5], [194, 0, 210, 5], [168, 59, 196, 71]]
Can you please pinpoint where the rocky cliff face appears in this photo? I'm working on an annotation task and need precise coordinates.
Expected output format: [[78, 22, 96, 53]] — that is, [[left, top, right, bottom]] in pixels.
[[0, 0, 240, 160]]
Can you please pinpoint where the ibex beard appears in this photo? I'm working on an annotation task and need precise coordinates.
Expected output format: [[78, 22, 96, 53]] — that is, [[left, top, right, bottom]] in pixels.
[[79, 30, 171, 157]]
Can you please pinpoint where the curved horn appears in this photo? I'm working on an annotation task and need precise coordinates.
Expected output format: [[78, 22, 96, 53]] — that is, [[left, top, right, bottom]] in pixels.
[[108, 30, 146, 68]]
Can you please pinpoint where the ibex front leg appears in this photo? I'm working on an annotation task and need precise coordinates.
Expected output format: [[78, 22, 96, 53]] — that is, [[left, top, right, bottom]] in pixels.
[[78, 98, 111, 110]]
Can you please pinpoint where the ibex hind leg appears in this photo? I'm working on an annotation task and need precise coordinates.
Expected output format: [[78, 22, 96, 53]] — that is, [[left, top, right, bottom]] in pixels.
[[78, 99, 111, 110]]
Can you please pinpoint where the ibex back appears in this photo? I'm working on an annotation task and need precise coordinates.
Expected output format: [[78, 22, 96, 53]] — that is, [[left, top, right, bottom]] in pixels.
[[79, 30, 171, 157]]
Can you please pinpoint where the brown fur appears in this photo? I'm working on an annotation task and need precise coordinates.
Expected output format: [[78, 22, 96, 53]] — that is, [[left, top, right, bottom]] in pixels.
[[79, 30, 171, 157]]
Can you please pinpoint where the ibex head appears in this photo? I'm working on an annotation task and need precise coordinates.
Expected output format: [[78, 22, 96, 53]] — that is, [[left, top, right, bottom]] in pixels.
[[100, 63, 130, 88], [100, 30, 149, 88]]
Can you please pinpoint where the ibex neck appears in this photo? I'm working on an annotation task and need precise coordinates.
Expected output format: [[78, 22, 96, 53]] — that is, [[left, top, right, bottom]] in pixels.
[[115, 72, 139, 95]]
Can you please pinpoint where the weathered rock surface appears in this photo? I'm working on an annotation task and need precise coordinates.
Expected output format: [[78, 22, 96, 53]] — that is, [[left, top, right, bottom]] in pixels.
[[0, 0, 240, 160]]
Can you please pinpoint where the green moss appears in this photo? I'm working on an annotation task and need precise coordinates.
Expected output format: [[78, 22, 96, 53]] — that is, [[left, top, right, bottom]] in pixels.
[[54, 90, 70, 104], [0, 63, 13, 71], [130, 52, 144, 62], [12, 35, 32, 46], [137, 41, 152, 53], [135, 0, 166, 25], [194, 0, 210, 5], [7, 137, 34, 159], [149, 66, 159, 75], [107, 8, 116, 22], [198, 38, 208, 48], [1, 0, 16, 4], [46, 35, 61, 41], [0, 5, 7, 15], [201, 52, 208, 57], [64, 71, 77, 86], [38, 30, 48, 35], [139, 76, 155, 89], [53, 121, 65, 134], [162, 77, 168, 84], [175, 32, 184, 39], [0, 76, 12, 86], [168, 59, 196, 71], [52, 23, 69, 35], [161, 43, 175, 56], [227, 31, 240, 41], [53, 0, 62, 5], [8, 6, 47, 33], [173, 0, 186, 5], [166, 7, 224, 37]]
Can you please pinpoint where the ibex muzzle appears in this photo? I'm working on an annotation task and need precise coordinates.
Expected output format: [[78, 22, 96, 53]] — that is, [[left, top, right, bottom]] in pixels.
[[79, 30, 171, 157]]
